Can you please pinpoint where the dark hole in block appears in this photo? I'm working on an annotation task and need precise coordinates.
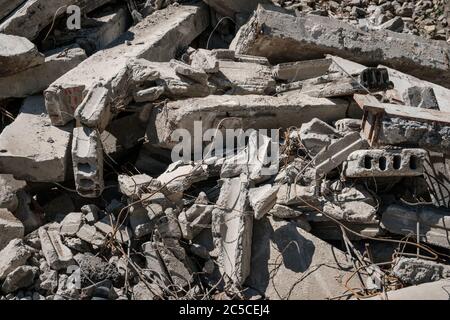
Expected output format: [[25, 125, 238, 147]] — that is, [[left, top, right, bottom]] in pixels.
[[379, 156, 387, 171], [410, 155, 418, 170], [364, 155, 372, 169], [393, 155, 401, 170]]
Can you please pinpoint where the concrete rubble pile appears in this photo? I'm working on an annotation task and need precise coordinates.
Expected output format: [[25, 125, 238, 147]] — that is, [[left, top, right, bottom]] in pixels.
[[0, 0, 449, 300]]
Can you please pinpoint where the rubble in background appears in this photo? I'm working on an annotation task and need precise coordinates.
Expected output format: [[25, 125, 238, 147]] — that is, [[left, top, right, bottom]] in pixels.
[[0, 0, 449, 301]]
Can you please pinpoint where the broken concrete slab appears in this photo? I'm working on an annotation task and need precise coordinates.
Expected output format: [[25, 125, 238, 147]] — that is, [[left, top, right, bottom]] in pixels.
[[231, 5, 450, 88], [393, 257, 450, 285], [221, 131, 279, 183], [381, 204, 450, 249], [118, 174, 153, 199], [0, 209, 24, 251], [0, 0, 113, 40], [178, 201, 214, 240], [0, 46, 87, 99], [44, 4, 209, 126], [343, 149, 427, 178], [0, 96, 73, 182], [0, 239, 32, 280], [1, 265, 38, 294], [60, 212, 83, 236], [76, 224, 105, 246], [74, 83, 112, 131], [212, 176, 252, 286], [272, 59, 332, 82], [210, 59, 276, 95], [248, 185, 279, 220], [190, 48, 220, 73], [71, 127, 104, 198], [0, 33, 44, 77], [148, 94, 348, 150], [297, 118, 343, 156], [39, 226, 74, 270], [170, 59, 209, 85], [246, 217, 360, 300]]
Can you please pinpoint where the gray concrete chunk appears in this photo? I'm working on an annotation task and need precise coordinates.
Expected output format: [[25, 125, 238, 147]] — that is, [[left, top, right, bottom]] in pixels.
[[0, 33, 44, 76], [0, 209, 24, 251], [231, 5, 450, 88], [0, 46, 87, 99], [0, 96, 73, 182]]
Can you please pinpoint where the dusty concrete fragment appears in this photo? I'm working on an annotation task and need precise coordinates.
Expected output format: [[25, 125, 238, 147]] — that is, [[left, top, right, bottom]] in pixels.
[[0, 0, 113, 40], [45, 4, 209, 126], [211, 60, 276, 95], [247, 217, 359, 300], [39, 227, 74, 270], [381, 204, 450, 249], [212, 176, 252, 286], [0, 174, 26, 212], [170, 59, 208, 84], [1, 265, 38, 294], [76, 224, 105, 246], [0, 34, 44, 76], [0, 239, 32, 280], [158, 243, 193, 289], [179, 201, 214, 240], [95, 216, 131, 244], [393, 257, 450, 285], [132, 282, 162, 300], [272, 59, 332, 82], [0, 96, 73, 182], [368, 279, 450, 300], [157, 161, 209, 197], [404, 87, 440, 110], [0, 209, 24, 251], [74, 84, 112, 131], [0, 46, 86, 99], [231, 5, 450, 88], [269, 204, 304, 219], [297, 118, 343, 156], [221, 131, 278, 183], [314, 132, 367, 182], [149, 95, 348, 150], [71, 127, 104, 198], [118, 174, 153, 199], [60, 212, 83, 236], [323, 201, 378, 224], [190, 49, 219, 73], [248, 185, 279, 220], [142, 241, 171, 286], [276, 184, 320, 207], [343, 149, 427, 178], [129, 204, 153, 238]]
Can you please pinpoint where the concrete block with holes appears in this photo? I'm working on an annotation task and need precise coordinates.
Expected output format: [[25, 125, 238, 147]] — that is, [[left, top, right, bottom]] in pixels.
[[343, 148, 427, 178], [71, 126, 104, 198]]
